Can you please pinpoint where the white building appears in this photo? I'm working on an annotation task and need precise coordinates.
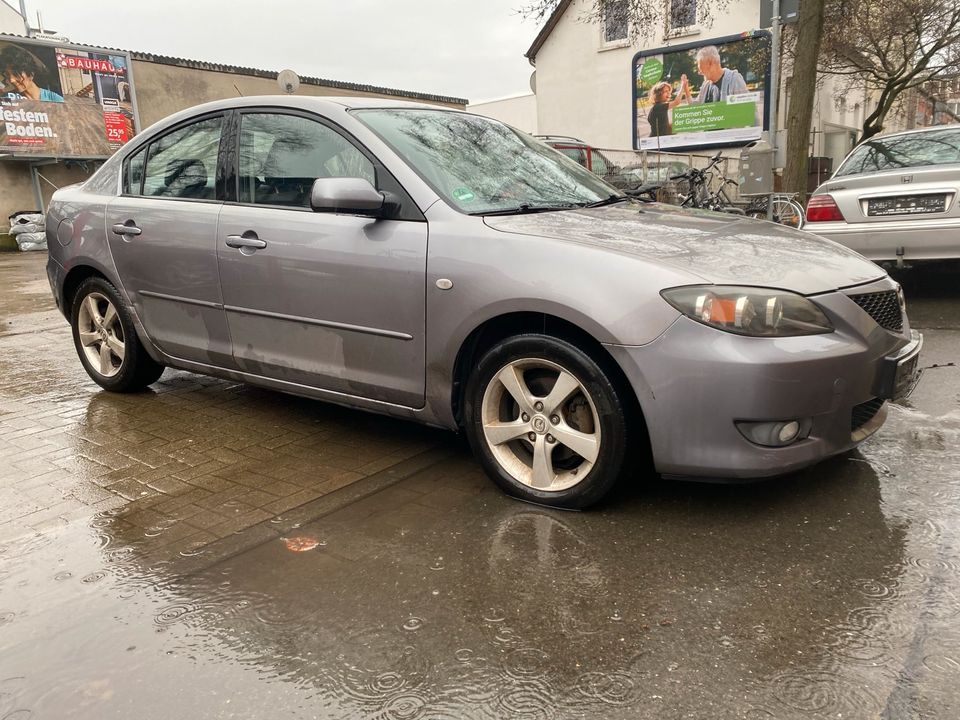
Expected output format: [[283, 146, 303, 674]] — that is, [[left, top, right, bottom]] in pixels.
[[475, 0, 898, 180], [468, 92, 539, 134], [0, 1, 26, 35]]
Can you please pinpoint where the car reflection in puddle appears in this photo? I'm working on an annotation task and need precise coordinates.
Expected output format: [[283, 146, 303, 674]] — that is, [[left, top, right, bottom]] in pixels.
[[4, 427, 959, 720]]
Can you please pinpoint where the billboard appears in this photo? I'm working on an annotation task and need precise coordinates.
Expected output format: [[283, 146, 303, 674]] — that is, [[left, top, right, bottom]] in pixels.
[[0, 36, 139, 158], [633, 31, 771, 152]]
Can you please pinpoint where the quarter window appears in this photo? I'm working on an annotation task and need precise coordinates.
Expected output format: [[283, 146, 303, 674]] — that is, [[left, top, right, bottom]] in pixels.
[[238, 113, 375, 207], [142, 116, 222, 199], [123, 148, 145, 195]]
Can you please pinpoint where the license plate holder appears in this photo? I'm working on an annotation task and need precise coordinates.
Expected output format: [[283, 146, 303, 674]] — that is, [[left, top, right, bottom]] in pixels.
[[867, 195, 946, 217], [875, 332, 923, 400]]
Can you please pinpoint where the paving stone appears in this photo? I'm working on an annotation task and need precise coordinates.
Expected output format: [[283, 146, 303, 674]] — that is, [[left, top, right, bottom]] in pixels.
[[0, 252, 444, 556]]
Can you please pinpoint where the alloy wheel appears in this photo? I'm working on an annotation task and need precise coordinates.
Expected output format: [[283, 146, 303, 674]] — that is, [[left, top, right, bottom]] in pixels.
[[480, 358, 601, 492], [76, 292, 125, 378]]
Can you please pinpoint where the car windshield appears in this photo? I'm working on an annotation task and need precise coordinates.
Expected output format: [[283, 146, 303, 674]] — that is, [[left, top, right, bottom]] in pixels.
[[836, 128, 960, 176], [354, 109, 619, 214]]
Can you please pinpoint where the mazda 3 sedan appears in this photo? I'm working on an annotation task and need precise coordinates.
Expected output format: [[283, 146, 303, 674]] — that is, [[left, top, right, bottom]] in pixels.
[[45, 97, 922, 508]]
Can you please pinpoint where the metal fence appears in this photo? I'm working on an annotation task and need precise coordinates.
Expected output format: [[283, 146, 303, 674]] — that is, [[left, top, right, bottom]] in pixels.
[[590, 148, 744, 204]]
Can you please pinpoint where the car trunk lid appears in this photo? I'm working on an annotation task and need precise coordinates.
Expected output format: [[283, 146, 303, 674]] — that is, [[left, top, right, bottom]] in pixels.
[[817, 165, 960, 226]]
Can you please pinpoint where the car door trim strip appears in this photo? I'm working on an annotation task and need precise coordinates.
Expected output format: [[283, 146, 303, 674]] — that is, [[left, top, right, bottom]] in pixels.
[[139, 290, 222, 310], [222, 304, 414, 341]]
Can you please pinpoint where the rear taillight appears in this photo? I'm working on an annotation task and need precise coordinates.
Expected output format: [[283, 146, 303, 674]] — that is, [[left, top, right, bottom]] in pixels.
[[806, 194, 845, 223]]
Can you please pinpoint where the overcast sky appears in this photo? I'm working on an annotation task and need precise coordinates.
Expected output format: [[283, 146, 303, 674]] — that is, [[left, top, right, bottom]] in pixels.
[[10, 0, 543, 102]]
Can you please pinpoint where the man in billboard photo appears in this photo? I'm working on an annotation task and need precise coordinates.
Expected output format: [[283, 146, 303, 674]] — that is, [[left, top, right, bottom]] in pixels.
[[0, 45, 65, 102], [684, 45, 748, 104]]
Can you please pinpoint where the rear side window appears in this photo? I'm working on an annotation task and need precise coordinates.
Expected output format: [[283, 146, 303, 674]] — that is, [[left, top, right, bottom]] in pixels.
[[238, 113, 375, 207], [836, 129, 960, 176], [142, 116, 223, 199]]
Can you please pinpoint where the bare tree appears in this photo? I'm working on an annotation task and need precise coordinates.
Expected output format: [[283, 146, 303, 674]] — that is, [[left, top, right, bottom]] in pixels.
[[820, 0, 960, 140], [782, 0, 825, 201]]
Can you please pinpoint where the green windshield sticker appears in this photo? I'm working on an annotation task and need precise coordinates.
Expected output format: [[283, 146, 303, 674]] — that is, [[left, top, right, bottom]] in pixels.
[[452, 187, 476, 202]]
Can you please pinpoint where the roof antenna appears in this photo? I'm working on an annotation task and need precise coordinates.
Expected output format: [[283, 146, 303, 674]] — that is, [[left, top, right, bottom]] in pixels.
[[234, 84, 244, 97]]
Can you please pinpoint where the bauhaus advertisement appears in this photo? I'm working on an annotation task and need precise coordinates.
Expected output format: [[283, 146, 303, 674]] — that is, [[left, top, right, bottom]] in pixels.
[[0, 36, 139, 158], [633, 31, 771, 152]]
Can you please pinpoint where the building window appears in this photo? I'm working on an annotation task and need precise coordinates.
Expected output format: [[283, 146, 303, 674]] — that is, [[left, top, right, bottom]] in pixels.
[[669, 0, 697, 29], [602, 0, 629, 45]]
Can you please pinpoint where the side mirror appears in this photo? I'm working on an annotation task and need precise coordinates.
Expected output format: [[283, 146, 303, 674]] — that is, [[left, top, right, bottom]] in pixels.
[[310, 177, 384, 216]]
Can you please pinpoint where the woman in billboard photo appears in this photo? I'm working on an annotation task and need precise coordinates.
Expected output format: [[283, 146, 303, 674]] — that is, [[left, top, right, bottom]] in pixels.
[[0, 44, 65, 102], [647, 78, 688, 137]]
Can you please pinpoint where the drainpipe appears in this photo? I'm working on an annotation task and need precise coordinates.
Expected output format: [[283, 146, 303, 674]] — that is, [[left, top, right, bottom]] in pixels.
[[18, 0, 30, 34]]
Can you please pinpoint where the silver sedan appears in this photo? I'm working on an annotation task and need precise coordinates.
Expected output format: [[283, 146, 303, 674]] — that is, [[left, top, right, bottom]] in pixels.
[[45, 97, 922, 508], [806, 124, 960, 262]]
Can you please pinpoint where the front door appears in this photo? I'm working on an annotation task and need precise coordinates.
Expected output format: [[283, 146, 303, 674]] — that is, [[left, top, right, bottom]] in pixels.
[[106, 113, 234, 368], [216, 111, 427, 407]]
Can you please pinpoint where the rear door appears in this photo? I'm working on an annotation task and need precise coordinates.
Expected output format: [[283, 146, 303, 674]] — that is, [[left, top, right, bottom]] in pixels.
[[105, 113, 235, 367], [215, 110, 428, 407]]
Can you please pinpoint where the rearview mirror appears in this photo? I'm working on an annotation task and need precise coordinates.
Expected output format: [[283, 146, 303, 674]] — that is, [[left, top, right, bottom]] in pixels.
[[310, 177, 384, 216]]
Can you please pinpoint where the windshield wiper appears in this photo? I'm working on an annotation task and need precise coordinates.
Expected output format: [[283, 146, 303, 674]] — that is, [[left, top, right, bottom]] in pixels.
[[470, 203, 579, 216], [581, 195, 631, 208]]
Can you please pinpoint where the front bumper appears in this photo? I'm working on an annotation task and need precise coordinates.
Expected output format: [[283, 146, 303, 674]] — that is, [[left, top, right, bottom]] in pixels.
[[607, 284, 919, 480]]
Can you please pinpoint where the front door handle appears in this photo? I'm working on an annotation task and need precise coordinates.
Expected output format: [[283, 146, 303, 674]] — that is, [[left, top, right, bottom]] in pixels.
[[225, 233, 267, 250], [111, 222, 142, 236]]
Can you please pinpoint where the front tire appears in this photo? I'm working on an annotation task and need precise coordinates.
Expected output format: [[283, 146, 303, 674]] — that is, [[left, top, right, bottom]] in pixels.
[[463, 334, 629, 509], [71, 277, 164, 392]]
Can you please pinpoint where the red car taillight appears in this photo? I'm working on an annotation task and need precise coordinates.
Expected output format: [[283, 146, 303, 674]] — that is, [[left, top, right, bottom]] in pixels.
[[806, 194, 845, 223]]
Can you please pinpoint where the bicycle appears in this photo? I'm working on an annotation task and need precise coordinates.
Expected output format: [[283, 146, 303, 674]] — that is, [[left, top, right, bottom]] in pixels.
[[742, 193, 805, 229], [672, 152, 743, 214]]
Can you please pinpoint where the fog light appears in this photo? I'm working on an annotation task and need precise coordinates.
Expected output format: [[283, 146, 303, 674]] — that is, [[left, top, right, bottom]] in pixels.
[[778, 421, 800, 443], [736, 419, 810, 447]]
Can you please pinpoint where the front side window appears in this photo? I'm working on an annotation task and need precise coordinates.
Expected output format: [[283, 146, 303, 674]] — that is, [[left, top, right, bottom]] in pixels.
[[836, 129, 960, 176], [238, 113, 375, 207], [142, 116, 222, 199], [603, 0, 629, 43], [355, 109, 617, 215], [669, 0, 697, 29]]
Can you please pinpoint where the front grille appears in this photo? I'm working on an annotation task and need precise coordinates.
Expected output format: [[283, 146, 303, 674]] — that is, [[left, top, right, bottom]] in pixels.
[[852, 397, 885, 431], [849, 290, 903, 332]]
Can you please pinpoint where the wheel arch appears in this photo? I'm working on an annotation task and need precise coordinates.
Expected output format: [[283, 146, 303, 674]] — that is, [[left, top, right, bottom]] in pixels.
[[61, 262, 165, 366], [62, 264, 111, 316], [449, 312, 649, 445]]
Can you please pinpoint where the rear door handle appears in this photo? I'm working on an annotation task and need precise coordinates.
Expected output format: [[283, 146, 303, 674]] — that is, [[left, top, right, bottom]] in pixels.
[[225, 234, 267, 250], [111, 222, 142, 236]]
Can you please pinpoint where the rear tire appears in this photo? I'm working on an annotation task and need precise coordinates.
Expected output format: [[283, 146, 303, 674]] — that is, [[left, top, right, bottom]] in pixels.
[[463, 334, 629, 509], [70, 277, 164, 392]]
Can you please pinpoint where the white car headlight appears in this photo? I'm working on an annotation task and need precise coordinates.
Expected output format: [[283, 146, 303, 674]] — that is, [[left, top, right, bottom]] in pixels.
[[660, 286, 834, 337]]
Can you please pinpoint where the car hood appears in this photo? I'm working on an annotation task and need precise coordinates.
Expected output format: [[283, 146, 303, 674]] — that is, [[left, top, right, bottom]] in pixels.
[[483, 203, 886, 295]]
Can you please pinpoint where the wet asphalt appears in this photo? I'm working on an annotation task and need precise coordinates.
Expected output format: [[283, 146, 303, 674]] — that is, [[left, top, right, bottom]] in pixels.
[[0, 252, 958, 719]]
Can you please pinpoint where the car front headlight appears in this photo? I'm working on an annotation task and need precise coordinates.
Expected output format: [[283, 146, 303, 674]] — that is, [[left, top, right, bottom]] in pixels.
[[660, 285, 833, 337]]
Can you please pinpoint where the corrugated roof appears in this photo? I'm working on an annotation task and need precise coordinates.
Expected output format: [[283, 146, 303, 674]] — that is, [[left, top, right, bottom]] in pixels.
[[0, 32, 468, 105], [525, 0, 573, 61]]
